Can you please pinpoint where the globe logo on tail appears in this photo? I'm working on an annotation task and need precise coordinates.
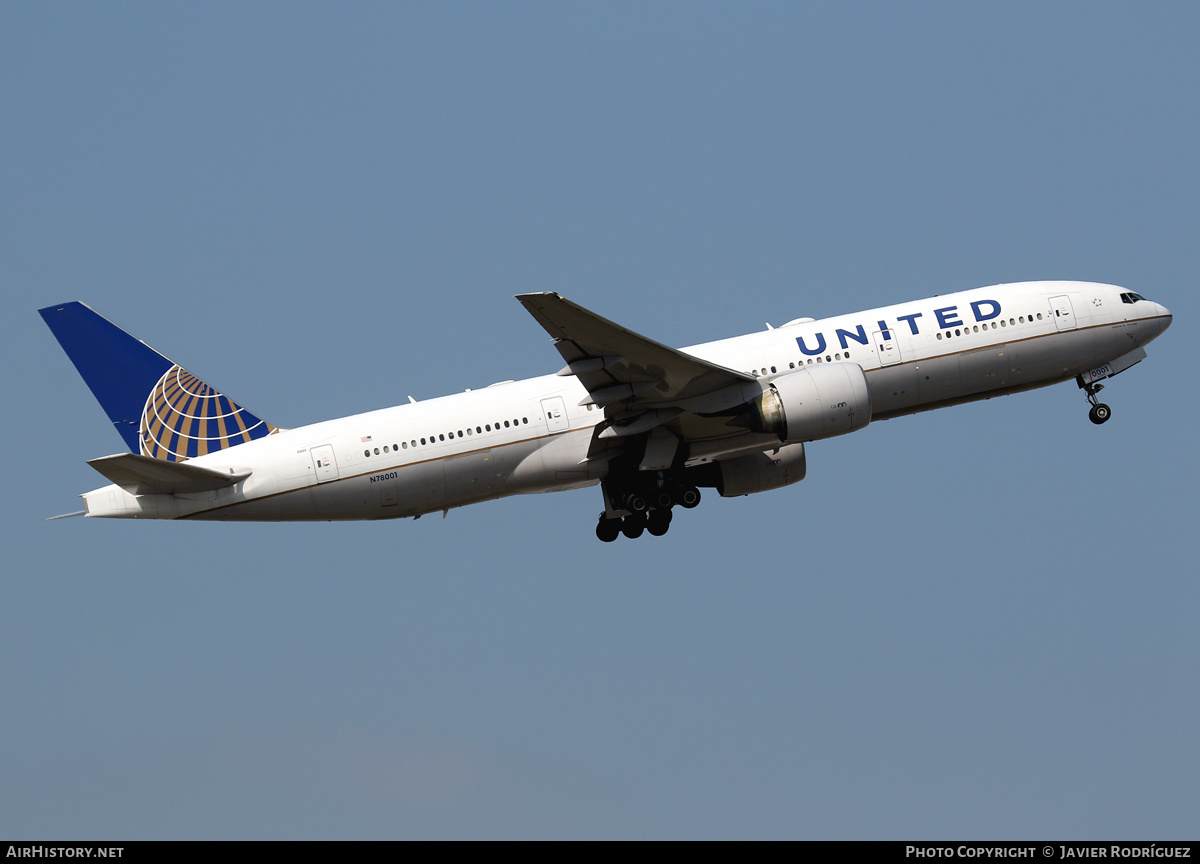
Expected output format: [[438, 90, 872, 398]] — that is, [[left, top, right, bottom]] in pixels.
[[140, 365, 276, 462]]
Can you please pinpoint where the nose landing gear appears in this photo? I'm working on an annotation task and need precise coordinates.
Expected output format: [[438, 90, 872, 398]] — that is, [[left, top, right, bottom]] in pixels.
[[1081, 378, 1112, 425]]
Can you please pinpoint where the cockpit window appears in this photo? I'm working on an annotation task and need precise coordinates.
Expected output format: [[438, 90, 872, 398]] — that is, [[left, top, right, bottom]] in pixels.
[[1121, 292, 1149, 304]]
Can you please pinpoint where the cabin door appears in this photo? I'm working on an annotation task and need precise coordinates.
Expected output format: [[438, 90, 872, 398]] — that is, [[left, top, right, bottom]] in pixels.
[[540, 396, 570, 433], [872, 329, 901, 366], [1050, 295, 1076, 331], [310, 445, 339, 482]]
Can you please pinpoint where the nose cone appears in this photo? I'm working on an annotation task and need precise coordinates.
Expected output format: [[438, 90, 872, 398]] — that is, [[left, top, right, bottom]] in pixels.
[[1144, 301, 1172, 343]]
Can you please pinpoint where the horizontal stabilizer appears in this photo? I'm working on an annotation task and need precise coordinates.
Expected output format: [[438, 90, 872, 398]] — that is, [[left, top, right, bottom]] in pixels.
[[87, 453, 250, 495]]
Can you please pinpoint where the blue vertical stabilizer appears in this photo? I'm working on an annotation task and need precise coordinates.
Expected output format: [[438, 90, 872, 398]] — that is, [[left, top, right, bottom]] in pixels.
[[39, 302, 275, 461]]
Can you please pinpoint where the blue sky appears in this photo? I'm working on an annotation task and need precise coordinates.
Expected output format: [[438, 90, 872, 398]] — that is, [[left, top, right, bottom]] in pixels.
[[2, 3, 1197, 839]]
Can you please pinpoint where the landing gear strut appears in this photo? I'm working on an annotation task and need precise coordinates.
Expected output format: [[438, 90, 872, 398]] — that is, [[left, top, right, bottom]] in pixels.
[[1081, 377, 1112, 425]]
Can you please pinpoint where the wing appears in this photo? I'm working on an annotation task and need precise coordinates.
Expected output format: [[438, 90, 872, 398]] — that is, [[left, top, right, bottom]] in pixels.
[[516, 293, 758, 439], [516, 293, 775, 479]]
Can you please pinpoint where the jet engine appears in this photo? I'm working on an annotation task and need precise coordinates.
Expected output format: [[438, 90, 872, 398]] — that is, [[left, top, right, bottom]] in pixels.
[[693, 441, 808, 497], [748, 362, 872, 443]]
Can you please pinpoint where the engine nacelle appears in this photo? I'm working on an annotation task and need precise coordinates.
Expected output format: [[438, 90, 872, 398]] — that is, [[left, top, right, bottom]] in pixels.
[[755, 363, 872, 443], [701, 442, 807, 498]]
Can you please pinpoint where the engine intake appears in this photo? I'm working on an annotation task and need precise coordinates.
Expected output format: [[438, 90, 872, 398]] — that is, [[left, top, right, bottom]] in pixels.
[[753, 363, 872, 443]]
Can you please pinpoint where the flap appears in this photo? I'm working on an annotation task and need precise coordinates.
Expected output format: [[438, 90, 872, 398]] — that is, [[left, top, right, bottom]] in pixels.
[[87, 453, 251, 495]]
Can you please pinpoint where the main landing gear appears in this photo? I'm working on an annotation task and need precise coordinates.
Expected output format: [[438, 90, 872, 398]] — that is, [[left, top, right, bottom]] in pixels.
[[1080, 377, 1112, 425], [594, 483, 701, 542]]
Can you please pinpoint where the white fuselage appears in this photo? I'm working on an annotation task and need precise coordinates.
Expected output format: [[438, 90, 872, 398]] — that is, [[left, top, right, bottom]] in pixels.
[[80, 281, 1172, 521]]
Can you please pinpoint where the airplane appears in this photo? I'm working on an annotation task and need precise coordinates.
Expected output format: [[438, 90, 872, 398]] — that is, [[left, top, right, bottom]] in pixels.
[[40, 281, 1171, 541]]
